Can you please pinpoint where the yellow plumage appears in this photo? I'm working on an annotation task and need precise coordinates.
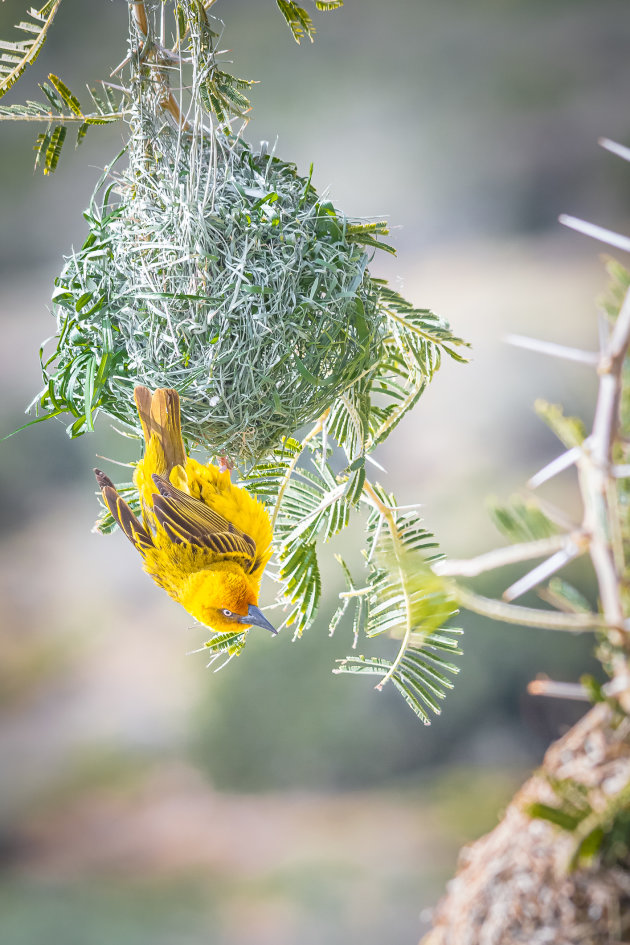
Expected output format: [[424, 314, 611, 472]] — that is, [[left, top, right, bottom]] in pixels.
[[95, 387, 276, 636]]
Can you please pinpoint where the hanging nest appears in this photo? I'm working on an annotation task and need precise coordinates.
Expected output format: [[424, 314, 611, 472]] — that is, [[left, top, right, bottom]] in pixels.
[[32, 0, 451, 465], [39, 118, 392, 461]]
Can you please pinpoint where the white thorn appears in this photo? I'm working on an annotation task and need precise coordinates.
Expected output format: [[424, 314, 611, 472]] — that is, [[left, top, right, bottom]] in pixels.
[[599, 137, 630, 163], [366, 453, 387, 473], [503, 543, 583, 602], [528, 446, 582, 489], [559, 214, 630, 253], [527, 678, 589, 700], [506, 334, 599, 366]]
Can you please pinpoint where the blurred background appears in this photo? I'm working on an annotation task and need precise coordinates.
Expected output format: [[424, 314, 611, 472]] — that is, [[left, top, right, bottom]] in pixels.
[[1, 0, 629, 942]]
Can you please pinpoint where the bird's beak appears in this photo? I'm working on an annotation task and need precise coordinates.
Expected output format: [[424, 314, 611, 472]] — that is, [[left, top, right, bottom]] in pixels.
[[239, 604, 278, 635]]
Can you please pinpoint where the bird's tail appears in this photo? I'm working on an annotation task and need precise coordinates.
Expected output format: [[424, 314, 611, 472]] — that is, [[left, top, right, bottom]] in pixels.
[[134, 386, 186, 477]]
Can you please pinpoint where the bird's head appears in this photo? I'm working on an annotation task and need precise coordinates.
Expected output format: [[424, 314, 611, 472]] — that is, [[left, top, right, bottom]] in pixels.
[[182, 566, 277, 635]]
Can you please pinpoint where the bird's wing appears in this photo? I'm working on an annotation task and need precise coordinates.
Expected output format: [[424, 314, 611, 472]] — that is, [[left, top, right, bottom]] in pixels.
[[94, 469, 154, 553], [150, 474, 257, 567]]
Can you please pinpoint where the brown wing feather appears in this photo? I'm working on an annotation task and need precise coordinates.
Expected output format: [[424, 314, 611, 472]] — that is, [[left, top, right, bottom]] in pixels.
[[94, 469, 153, 552], [150, 474, 257, 567]]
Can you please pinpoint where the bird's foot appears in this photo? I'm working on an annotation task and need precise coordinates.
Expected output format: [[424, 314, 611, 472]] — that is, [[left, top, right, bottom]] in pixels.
[[218, 456, 235, 476]]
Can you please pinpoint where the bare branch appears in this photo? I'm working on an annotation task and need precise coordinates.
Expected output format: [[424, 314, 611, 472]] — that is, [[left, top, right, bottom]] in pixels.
[[433, 533, 583, 578], [453, 584, 605, 632], [577, 283, 630, 707]]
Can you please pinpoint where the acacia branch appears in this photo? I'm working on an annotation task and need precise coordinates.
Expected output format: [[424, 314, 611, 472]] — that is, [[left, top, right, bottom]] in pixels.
[[433, 533, 584, 578], [578, 284, 630, 706], [0, 112, 128, 123], [452, 584, 605, 631]]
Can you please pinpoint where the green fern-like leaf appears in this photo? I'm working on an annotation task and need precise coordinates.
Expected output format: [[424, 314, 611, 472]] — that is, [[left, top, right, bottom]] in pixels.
[[203, 630, 248, 660], [1, 73, 126, 173], [244, 436, 354, 635], [489, 494, 558, 543], [335, 630, 461, 724], [276, 0, 316, 43], [543, 577, 592, 614], [76, 121, 89, 147], [33, 129, 51, 171], [535, 399, 586, 448], [44, 123, 66, 174], [0, 0, 63, 100], [275, 0, 342, 41], [48, 73, 82, 115], [331, 485, 460, 714]]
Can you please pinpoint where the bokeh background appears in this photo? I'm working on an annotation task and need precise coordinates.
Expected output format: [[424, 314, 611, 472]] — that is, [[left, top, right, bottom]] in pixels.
[[1, 1, 630, 942]]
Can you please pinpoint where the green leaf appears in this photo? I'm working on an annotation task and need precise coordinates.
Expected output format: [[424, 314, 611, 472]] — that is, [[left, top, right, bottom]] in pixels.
[[175, 4, 186, 43], [574, 826, 605, 864], [580, 674, 606, 704], [38, 79, 63, 112], [276, 0, 316, 43], [488, 494, 558, 543], [535, 399, 586, 448], [334, 644, 459, 724], [527, 802, 584, 832], [204, 630, 247, 657], [44, 124, 66, 175], [33, 129, 51, 171], [75, 121, 88, 147], [546, 578, 592, 615], [83, 356, 96, 431], [48, 73, 82, 115]]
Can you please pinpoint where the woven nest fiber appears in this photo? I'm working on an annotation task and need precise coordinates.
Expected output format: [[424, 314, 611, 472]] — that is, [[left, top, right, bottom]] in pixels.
[[44, 128, 386, 461]]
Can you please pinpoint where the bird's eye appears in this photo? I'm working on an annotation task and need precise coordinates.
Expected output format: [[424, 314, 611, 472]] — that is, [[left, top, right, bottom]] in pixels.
[[221, 608, 234, 617]]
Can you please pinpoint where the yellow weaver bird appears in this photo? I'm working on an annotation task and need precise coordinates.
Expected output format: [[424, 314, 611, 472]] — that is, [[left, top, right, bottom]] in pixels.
[[94, 386, 276, 636]]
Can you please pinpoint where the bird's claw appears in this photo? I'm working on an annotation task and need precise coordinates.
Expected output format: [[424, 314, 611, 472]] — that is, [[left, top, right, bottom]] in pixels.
[[218, 456, 235, 476]]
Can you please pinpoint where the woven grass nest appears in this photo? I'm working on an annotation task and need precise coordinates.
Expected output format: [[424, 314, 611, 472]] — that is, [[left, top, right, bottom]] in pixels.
[[43, 129, 390, 461]]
